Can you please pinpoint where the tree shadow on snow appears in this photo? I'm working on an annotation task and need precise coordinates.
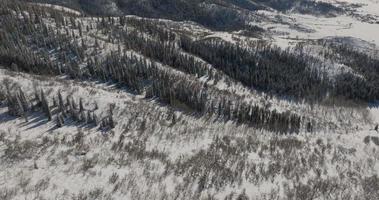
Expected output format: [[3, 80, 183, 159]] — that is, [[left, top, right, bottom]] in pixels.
[[0, 111, 17, 123]]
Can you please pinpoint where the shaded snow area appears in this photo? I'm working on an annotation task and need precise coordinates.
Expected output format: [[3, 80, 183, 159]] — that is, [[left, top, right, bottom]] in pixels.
[[0, 69, 379, 200]]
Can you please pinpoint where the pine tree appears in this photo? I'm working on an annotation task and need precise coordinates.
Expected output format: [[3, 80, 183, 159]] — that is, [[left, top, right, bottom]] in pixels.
[[6, 93, 21, 117], [66, 95, 71, 107], [16, 95, 28, 122], [80, 110, 86, 123], [78, 24, 82, 37], [33, 90, 41, 111], [52, 97, 57, 107], [71, 98, 78, 110], [93, 113, 98, 126], [79, 98, 84, 112], [87, 110, 93, 124], [58, 90, 66, 116], [56, 113, 64, 127], [40, 90, 52, 121], [18, 88, 29, 112], [109, 115, 115, 129]]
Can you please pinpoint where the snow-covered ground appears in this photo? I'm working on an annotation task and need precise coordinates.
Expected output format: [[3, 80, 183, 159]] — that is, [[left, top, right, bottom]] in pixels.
[[248, 0, 379, 49], [1, 1, 379, 199], [1, 68, 379, 199]]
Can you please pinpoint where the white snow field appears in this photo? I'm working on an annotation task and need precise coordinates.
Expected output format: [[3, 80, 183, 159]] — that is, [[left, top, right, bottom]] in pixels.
[[247, 0, 379, 49]]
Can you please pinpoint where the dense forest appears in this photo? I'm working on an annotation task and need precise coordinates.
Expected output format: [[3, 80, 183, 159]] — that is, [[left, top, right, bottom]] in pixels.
[[22, 0, 344, 30], [1, 1, 378, 134]]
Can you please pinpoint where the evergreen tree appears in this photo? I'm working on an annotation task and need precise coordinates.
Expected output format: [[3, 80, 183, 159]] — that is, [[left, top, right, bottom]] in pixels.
[[56, 113, 64, 127], [58, 90, 66, 116], [40, 90, 52, 121], [79, 98, 84, 112]]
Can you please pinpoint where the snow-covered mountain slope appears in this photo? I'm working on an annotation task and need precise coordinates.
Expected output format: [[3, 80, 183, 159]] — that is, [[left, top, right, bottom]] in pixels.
[[319, 0, 379, 17], [1, 68, 379, 200], [1, 1, 379, 199], [250, 0, 379, 49]]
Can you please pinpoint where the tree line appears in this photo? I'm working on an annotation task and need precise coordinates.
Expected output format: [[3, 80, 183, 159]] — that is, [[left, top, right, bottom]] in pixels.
[[180, 36, 379, 102], [0, 3, 308, 133]]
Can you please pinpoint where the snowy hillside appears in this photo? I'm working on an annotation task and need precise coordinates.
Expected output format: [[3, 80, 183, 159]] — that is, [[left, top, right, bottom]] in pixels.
[[1, 68, 379, 200], [250, 0, 379, 48], [1, 0, 379, 199]]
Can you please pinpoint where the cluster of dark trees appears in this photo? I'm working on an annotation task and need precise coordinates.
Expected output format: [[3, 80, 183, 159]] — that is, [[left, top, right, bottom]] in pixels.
[[180, 37, 379, 102], [101, 53, 302, 133], [3, 87, 52, 122], [323, 42, 379, 101], [180, 37, 327, 100], [81, 51, 152, 94], [23, 0, 344, 30], [101, 16, 376, 103], [97, 18, 211, 78], [53, 90, 100, 128], [254, 0, 342, 15], [1, 3, 309, 133], [122, 17, 177, 42], [148, 70, 302, 133], [5, 87, 31, 122], [0, 7, 85, 76], [25, 0, 250, 30], [86, 44, 303, 133], [1, 80, 115, 129], [2, 80, 53, 123]]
